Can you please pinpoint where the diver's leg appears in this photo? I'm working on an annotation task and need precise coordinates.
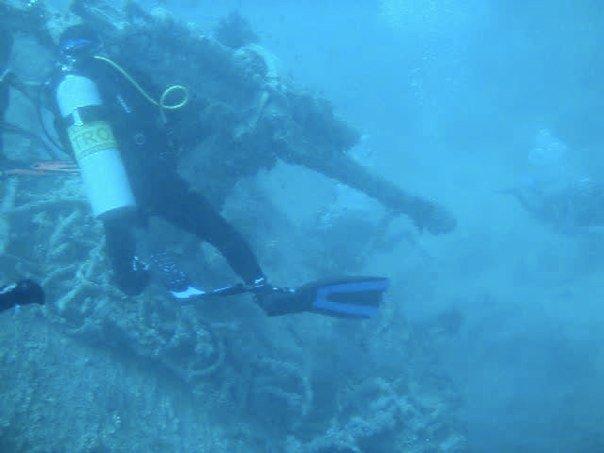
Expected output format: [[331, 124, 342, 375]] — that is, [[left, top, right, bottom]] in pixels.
[[151, 175, 264, 284], [103, 217, 149, 296]]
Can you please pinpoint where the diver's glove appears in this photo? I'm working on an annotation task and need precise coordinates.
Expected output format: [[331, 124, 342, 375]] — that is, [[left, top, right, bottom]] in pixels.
[[408, 198, 457, 235], [0, 69, 13, 86], [0, 280, 45, 312]]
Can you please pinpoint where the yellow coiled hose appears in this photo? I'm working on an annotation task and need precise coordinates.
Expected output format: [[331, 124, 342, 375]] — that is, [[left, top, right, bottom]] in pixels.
[[93, 55, 189, 111]]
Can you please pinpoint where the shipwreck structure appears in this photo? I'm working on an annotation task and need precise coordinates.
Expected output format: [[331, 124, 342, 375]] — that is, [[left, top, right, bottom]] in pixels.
[[0, 1, 464, 450], [1, 0, 455, 234]]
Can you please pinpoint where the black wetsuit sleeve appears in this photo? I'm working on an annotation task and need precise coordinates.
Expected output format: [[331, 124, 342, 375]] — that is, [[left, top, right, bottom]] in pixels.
[[41, 81, 75, 157], [0, 280, 45, 310], [52, 112, 73, 157], [43, 73, 75, 157]]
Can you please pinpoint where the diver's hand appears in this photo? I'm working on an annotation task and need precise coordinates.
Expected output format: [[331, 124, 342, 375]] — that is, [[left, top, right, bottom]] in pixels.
[[10, 280, 45, 305], [409, 198, 457, 235], [0, 69, 12, 86], [0, 280, 45, 310]]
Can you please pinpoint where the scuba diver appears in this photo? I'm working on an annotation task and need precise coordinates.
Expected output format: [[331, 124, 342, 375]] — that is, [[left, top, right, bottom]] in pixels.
[[505, 129, 604, 233], [49, 25, 388, 318], [506, 178, 604, 233], [0, 279, 45, 313]]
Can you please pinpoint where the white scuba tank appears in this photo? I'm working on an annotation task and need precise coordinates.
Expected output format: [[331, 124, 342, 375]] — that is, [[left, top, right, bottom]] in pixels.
[[56, 74, 136, 219]]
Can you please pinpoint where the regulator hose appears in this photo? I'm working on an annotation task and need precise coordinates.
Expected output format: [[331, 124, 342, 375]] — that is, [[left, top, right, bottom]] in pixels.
[[93, 55, 189, 112]]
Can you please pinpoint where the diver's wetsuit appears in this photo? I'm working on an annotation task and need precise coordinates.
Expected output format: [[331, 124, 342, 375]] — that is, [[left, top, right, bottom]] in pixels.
[[51, 57, 264, 295]]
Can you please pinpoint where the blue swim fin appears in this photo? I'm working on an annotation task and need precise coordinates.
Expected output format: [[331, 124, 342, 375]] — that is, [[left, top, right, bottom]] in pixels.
[[302, 276, 389, 319], [258, 276, 389, 319], [171, 274, 390, 319]]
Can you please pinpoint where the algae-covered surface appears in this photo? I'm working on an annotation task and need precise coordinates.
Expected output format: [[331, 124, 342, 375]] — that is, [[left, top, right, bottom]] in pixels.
[[0, 173, 464, 450], [0, 172, 464, 451]]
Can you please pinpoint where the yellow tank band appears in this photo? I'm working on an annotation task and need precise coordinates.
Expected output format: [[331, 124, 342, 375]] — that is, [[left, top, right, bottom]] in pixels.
[[68, 121, 118, 161]]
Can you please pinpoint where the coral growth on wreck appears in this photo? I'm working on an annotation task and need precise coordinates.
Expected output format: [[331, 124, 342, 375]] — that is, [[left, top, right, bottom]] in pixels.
[[0, 0, 465, 450]]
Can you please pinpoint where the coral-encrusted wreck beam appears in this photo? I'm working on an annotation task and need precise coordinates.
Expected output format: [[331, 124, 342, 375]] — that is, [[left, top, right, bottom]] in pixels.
[[1, 0, 456, 234]]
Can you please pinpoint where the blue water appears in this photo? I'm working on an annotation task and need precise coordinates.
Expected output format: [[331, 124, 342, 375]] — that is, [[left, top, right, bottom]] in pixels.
[[208, 1, 604, 450], [5, 0, 604, 450]]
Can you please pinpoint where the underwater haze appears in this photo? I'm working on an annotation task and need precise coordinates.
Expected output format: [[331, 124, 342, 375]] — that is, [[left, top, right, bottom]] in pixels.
[[2, 0, 604, 451], [225, 1, 604, 450]]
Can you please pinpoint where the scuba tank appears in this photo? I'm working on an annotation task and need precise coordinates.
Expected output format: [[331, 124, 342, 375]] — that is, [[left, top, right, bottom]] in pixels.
[[54, 25, 187, 219], [55, 73, 136, 219]]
